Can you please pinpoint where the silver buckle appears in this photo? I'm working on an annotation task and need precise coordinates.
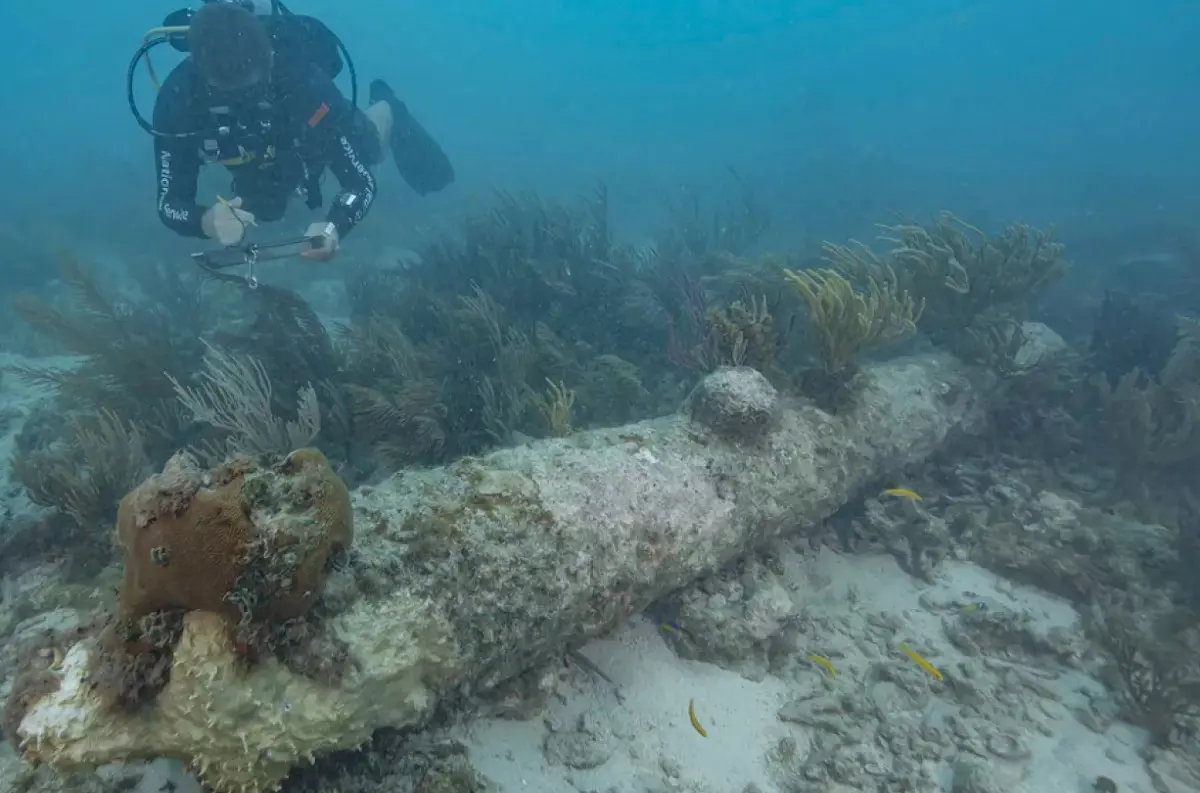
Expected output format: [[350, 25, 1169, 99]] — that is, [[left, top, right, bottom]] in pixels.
[[244, 245, 259, 289]]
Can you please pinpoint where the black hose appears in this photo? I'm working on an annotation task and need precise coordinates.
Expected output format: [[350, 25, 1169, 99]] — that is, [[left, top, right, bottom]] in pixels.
[[340, 36, 359, 108], [127, 38, 194, 138]]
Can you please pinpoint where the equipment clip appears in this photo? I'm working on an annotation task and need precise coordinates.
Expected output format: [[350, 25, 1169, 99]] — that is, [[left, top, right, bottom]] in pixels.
[[244, 245, 260, 289]]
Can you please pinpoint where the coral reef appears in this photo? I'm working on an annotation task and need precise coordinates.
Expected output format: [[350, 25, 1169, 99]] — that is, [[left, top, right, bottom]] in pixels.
[[527, 378, 577, 438], [846, 492, 954, 583], [821, 213, 1067, 371], [3, 184, 1119, 793], [694, 294, 784, 374], [10, 253, 204, 452], [6, 191, 1070, 486], [857, 436, 1200, 755], [331, 183, 780, 470], [658, 171, 771, 259], [881, 212, 1068, 339], [631, 550, 1096, 793], [785, 262, 923, 375], [939, 465, 1173, 603], [167, 343, 322, 461], [783, 261, 922, 407], [6, 256, 344, 549], [1093, 316, 1200, 468], [10, 357, 987, 792], [8, 410, 147, 574], [6, 193, 1064, 509], [1087, 601, 1200, 746], [1089, 291, 1178, 387]]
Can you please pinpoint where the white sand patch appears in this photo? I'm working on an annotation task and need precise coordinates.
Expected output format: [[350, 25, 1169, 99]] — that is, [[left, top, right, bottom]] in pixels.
[[462, 551, 1157, 793]]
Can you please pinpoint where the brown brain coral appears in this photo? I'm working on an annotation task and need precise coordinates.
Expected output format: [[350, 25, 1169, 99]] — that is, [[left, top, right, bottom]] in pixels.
[[116, 448, 353, 632]]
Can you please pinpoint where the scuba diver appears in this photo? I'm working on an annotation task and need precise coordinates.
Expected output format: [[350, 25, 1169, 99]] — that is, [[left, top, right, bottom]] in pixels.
[[146, 0, 454, 262]]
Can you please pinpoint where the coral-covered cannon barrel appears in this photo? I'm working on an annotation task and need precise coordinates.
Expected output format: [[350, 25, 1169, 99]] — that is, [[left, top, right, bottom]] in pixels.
[[12, 359, 987, 793]]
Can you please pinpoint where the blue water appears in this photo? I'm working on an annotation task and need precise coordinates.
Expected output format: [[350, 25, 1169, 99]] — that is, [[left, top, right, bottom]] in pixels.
[[0, 0, 1195, 263]]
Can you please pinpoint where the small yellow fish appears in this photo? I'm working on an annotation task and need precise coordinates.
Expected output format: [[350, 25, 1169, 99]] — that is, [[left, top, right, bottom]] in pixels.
[[883, 488, 923, 501], [899, 644, 943, 681], [808, 654, 837, 677], [688, 698, 707, 737]]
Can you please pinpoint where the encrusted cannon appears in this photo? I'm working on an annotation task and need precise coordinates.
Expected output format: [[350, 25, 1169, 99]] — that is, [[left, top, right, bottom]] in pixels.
[[12, 355, 987, 793]]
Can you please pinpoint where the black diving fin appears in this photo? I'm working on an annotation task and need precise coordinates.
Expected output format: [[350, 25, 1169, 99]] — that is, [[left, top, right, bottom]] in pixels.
[[370, 79, 455, 195]]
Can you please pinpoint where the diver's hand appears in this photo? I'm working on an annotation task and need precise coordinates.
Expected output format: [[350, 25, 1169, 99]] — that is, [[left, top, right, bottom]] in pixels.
[[300, 222, 340, 262], [201, 197, 256, 246]]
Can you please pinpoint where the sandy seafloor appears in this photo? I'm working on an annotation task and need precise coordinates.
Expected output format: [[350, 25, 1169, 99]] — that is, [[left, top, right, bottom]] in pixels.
[[101, 551, 1163, 793], [2, 544, 1170, 793], [457, 550, 1153, 793]]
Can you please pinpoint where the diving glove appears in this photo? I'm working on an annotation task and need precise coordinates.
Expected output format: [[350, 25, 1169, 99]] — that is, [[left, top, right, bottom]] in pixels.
[[201, 197, 256, 246]]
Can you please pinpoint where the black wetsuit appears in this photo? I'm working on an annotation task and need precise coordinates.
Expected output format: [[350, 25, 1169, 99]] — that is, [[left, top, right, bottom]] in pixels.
[[152, 52, 378, 240]]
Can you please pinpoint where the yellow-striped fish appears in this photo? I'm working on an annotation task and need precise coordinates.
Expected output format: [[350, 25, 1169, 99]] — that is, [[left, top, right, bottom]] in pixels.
[[688, 698, 707, 737], [899, 643, 943, 681], [808, 654, 837, 677], [883, 488, 923, 501]]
